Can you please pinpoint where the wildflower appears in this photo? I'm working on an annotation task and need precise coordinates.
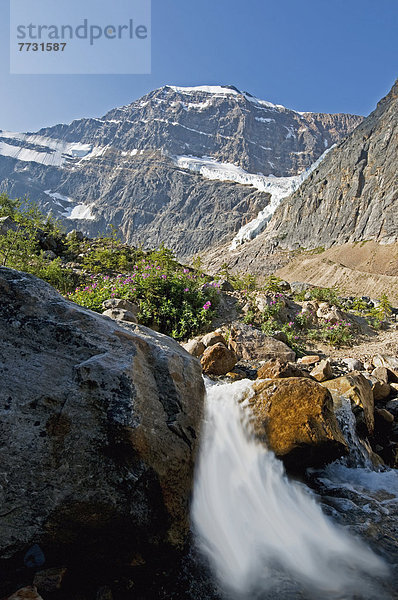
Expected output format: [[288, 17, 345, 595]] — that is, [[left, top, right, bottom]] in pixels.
[[184, 288, 189, 292]]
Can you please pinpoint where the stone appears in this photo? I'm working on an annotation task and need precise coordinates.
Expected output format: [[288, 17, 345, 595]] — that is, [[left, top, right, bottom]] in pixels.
[[373, 366, 398, 384], [257, 358, 310, 380], [33, 567, 68, 592], [0, 267, 204, 581], [247, 378, 348, 471], [317, 305, 345, 324], [322, 372, 374, 436], [372, 380, 391, 401], [373, 355, 398, 372], [66, 229, 84, 241], [102, 308, 138, 323], [290, 282, 314, 294], [363, 362, 374, 372], [226, 371, 245, 381], [375, 409, 394, 423], [228, 323, 295, 362], [182, 339, 205, 357], [102, 298, 139, 315], [200, 343, 237, 376], [343, 358, 364, 371], [390, 383, 398, 394], [7, 589, 43, 600], [201, 331, 226, 348], [310, 359, 333, 382], [215, 279, 234, 292], [372, 367, 389, 383], [272, 330, 288, 344], [298, 355, 320, 366]]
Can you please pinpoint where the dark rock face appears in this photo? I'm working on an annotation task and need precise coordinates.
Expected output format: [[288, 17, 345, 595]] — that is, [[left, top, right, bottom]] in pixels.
[[0, 267, 204, 594], [219, 80, 398, 272], [0, 85, 361, 259]]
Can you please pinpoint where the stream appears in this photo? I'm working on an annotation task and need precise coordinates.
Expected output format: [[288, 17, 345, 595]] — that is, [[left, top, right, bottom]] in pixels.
[[191, 379, 398, 600]]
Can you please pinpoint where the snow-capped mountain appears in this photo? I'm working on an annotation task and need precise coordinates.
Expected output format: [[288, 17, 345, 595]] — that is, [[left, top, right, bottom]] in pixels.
[[0, 85, 362, 257]]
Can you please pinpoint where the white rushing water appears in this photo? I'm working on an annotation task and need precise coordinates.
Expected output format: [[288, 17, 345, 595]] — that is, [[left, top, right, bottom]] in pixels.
[[192, 379, 389, 598]]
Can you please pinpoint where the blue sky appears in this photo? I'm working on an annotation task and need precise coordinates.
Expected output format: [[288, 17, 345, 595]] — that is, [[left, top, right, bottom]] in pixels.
[[0, 0, 397, 131]]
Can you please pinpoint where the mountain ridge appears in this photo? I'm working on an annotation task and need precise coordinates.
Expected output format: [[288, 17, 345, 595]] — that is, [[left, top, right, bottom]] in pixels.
[[0, 84, 363, 258]]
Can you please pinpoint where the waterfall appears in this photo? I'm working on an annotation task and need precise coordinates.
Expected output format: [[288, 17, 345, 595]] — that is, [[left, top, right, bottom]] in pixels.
[[192, 379, 388, 598]]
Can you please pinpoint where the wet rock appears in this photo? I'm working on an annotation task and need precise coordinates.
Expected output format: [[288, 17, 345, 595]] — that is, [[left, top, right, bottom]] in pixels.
[[33, 567, 68, 592], [0, 267, 204, 582], [200, 343, 237, 376], [247, 378, 348, 471], [102, 298, 139, 315], [201, 331, 226, 348], [322, 372, 374, 436], [182, 339, 205, 357], [257, 358, 310, 380], [102, 308, 138, 323], [298, 355, 320, 366], [228, 323, 295, 362], [310, 359, 333, 382]]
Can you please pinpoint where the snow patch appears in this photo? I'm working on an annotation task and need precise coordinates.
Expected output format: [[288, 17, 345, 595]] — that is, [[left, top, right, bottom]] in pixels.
[[68, 204, 96, 220], [44, 189, 96, 220], [229, 145, 336, 248], [0, 131, 93, 166], [255, 117, 275, 123], [173, 155, 294, 193]]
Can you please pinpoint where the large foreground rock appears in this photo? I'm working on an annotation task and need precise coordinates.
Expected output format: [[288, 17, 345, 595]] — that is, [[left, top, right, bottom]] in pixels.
[[0, 268, 204, 589], [247, 378, 348, 471]]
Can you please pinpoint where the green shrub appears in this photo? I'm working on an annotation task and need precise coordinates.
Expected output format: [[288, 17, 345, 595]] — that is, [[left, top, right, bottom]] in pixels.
[[68, 257, 219, 340]]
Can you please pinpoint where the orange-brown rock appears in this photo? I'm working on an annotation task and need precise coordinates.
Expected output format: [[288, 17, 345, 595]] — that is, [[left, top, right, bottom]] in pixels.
[[322, 372, 374, 436], [200, 343, 237, 376], [257, 358, 310, 380], [247, 377, 348, 471], [299, 355, 320, 366], [310, 359, 333, 382]]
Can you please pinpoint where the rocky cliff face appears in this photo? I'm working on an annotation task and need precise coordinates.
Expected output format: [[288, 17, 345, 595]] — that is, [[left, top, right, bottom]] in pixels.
[[0, 85, 362, 258], [202, 80, 397, 274]]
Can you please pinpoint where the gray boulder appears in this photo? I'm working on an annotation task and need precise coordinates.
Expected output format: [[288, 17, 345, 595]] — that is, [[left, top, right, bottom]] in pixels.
[[0, 267, 204, 581]]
